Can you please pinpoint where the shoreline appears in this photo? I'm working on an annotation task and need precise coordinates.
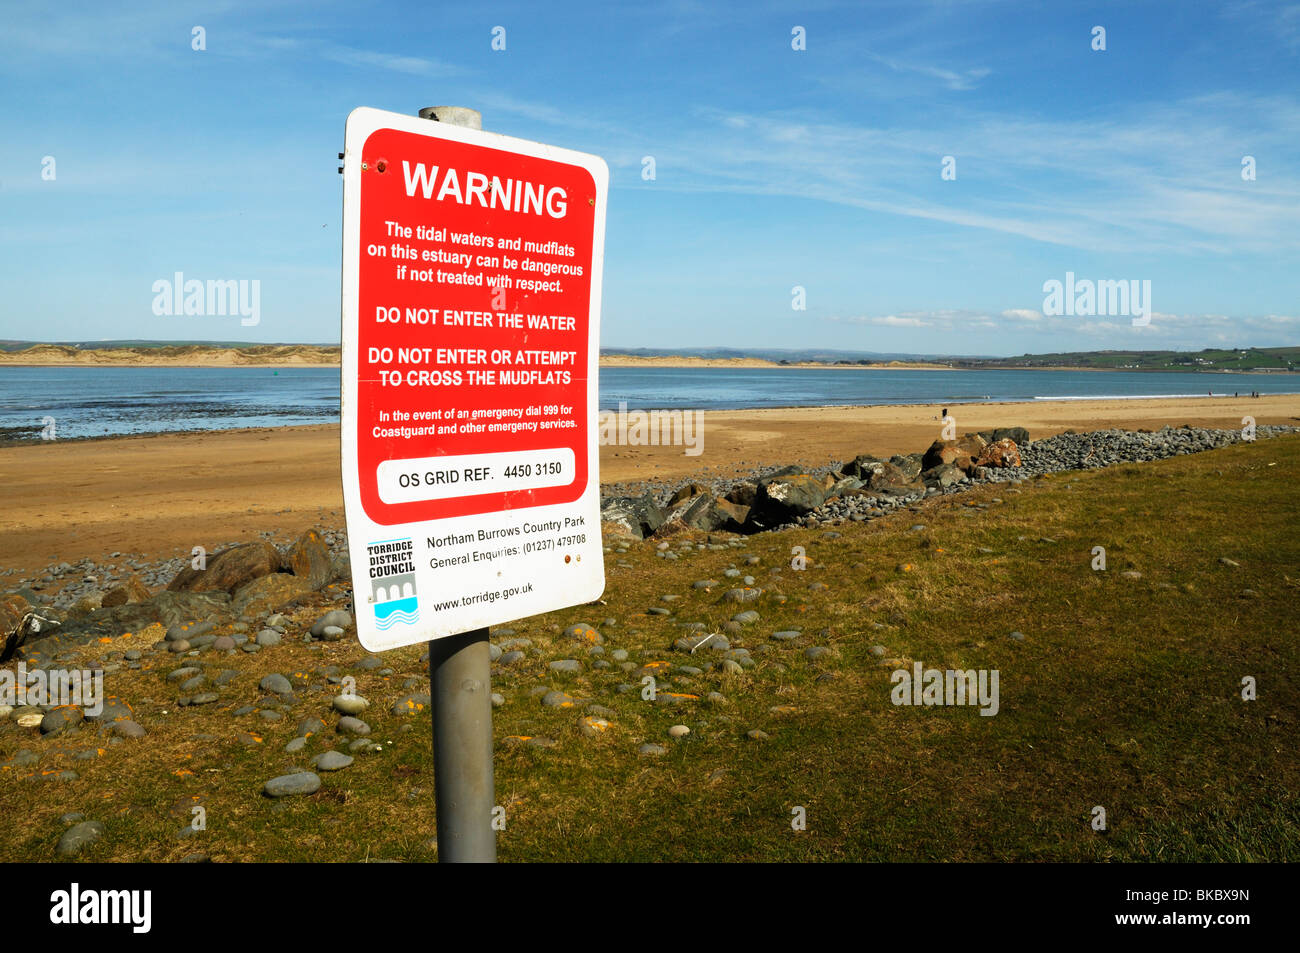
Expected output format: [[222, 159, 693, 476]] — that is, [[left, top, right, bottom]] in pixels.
[[1, 392, 1296, 450], [2, 352, 1296, 375], [2, 394, 1297, 583]]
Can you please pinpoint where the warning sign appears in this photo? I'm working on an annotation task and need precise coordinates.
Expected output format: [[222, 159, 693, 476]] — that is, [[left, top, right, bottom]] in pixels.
[[340, 106, 607, 650]]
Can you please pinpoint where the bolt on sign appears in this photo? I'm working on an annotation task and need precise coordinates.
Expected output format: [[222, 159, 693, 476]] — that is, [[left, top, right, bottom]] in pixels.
[[340, 106, 608, 651]]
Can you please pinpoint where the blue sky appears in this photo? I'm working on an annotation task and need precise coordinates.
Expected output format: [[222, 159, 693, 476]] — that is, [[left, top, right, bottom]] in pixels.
[[2, 0, 1298, 356]]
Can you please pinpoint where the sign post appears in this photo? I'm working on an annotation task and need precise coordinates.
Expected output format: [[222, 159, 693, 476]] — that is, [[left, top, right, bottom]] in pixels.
[[339, 104, 608, 862]]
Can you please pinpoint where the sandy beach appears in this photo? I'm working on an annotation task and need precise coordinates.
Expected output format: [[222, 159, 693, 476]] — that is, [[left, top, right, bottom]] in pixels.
[[1, 394, 1294, 580]]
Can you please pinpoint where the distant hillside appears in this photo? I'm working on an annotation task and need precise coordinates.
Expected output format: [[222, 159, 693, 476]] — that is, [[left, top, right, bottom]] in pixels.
[[950, 347, 1300, 372], [0, 343, 341, 366]]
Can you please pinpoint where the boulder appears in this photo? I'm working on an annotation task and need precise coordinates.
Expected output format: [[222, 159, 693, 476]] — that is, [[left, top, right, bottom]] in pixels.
[[599, 493, 666, 540], [661, 493, 751, 534], [150, 591, 233, 629], [889, 454, 924, 481], [992, 427, 1030, 447], [666, 483, 708, 507], [975, 438, 1022, 468], [921, 463, 968, 488], [865, 462, 925, 497], [1, 593, 31, 662], [724, 483, 759, 507], [840, 454, 886, 480], [287, 529, 332, 590], [922, 435, 986, 474], [232, 573, 315, 617], [166, 542, 284, 594], [755, 473, 828, 519], [100, 577, 152, 608]]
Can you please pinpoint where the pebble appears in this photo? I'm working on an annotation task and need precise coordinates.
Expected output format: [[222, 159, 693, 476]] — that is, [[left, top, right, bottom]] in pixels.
[[259, 674, 293, 695], [805, 646, 832, 661], [337, 716, 371, 736], [312, 750, 355, 771], [668, 724, 690, 739], [638, 743, 667, 757], [113, 720, 146, 738], [285, 736, 307, 753], [57, 821, 106, 856], [549, 659, 582, 673], [333, 694, 370, 715], [541, 690, 578, 708], [263, 772, 321, 797], [1008, 631, 1026, 642]]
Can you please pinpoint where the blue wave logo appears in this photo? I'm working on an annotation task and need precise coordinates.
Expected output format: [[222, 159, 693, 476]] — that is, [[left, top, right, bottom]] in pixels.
[[375, 596, 419, 630]]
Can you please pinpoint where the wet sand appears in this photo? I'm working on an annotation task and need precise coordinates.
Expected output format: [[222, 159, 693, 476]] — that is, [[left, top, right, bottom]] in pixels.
[[0, 395, 1295, 580]]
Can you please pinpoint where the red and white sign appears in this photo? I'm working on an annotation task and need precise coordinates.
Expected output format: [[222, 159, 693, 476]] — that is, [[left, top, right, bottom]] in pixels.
[[340, 106, 607, 650]]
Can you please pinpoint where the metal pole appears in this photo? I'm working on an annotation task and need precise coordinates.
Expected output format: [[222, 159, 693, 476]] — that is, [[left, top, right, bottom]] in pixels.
[[420, 104, 495, 863]]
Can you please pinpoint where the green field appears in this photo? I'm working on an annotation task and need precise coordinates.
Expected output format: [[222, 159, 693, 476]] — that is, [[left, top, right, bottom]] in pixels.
[[2, 436, 1297, 862]]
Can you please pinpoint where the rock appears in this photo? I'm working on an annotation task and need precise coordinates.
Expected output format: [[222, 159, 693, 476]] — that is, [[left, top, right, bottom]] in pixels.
[[921, 463, 968, 488], [212, 635, 236, 651], [100, 577, 152, 608], [549, 659, 582, 673], [668, 724, 690, 739], [600, 493, 666, 539], [167, 541, 284, 594], [311, 750, 354, 771], [310, 610, 353, 638], [491, 693, 505, 707], [1, 592, 32, 662], [390, 693, 430, 715], [1008, 631, 1026, 642], [1120, 570, 1142, 580], [542, 690, 578, 708], [41, 706, 84, 735], [297, 716, 324, 737], [565, 623, 602, 645], [805, 646, 832, 661], [498, 650, 525, 666], [188, 692, 219, 705], [638, 743, 667, 757], [975, 438, 1022, 468], [288, 528, 333, 590], [337, 716, 371, 736], [756, 474, 828, 519], [232, 573, 313, 617], [991, 427, 1030, 446], [167, 639, 192, 653], [1218, 557, 1240, 568], [723, 587, 762, 603], [579, 715, 611, 737], [331, 694, 369, 715], [746, 729, 769, 741], [259, 673, 293, 696], [731, 610, 760, 625], [56, 821, 106, 856], [263, 772, 321, 797], [285, 736, 307, 753]]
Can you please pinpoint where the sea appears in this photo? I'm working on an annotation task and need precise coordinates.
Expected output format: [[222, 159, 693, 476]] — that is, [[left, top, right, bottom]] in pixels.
[[0, 365, 1295, 442]]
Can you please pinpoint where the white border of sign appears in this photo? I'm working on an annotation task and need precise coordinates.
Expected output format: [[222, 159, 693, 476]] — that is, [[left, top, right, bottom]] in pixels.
[[340, 106, 608, 650]]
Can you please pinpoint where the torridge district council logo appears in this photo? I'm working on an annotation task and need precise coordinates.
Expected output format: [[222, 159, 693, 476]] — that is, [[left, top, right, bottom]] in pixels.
[[367, 537, 419, 631]]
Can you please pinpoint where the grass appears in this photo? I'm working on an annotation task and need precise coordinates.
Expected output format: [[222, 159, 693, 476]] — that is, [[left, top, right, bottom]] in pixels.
[[2, 435, 1298, 862]]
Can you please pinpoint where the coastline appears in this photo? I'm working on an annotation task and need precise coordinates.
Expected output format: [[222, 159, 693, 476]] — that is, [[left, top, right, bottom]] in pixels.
[[1, 394, 1295, 581], [3, 349, 1294, 374]]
